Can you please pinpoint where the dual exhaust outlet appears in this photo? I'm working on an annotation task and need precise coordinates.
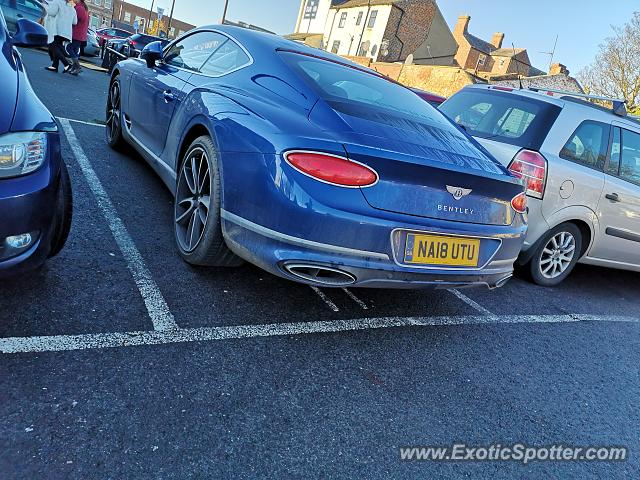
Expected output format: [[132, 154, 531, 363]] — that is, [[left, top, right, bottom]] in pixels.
[[283, 264, 356, 286]]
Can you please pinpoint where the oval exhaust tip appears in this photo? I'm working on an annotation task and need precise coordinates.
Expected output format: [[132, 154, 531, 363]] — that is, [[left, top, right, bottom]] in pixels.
[[284, 264, 356, 286]]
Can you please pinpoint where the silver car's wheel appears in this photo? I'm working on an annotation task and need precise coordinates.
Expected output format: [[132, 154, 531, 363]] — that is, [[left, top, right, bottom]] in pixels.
[[528, 223, 582, 287], [175, 147, 210, 253], [539, 231, 576, 279]]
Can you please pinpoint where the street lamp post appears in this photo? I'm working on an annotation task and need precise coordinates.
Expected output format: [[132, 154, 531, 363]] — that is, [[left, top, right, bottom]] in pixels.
[[221, 0, 229, 24], [166, 0, 176, 38], [146, 0, 155, 34]]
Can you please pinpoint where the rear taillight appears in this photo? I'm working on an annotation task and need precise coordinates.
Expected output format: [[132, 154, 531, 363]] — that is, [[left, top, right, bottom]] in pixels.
[[508, 149, 547, 199], [284, 151, 378, 188], [511, 192, 527, 214]]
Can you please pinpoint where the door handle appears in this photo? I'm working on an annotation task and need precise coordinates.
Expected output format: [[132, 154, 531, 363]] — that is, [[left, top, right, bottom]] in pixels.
[[605, 193, 621, 202], [163, 91, 175, 103]]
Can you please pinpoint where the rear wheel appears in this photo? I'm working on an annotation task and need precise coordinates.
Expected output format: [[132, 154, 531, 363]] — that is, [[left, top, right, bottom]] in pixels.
[[106, 76, 127, 151], [174, 136, 243, 267], [527, 223, 582, 287], [48, 161, 73, 258]]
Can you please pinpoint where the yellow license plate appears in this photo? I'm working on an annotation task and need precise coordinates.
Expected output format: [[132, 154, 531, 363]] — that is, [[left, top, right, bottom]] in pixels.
[[404, 233, 480, 267]]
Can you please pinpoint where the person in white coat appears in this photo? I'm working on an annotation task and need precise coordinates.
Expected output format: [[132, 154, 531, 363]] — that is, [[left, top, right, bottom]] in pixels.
[[43, 0, 77, 73]]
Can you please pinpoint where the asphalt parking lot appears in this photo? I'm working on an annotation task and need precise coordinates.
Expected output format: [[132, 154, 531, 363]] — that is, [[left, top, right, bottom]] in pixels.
[[1, 48, 639, 479]]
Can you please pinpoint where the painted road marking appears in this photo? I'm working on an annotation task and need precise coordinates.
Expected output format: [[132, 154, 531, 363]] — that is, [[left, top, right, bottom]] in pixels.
[[1, 314, 637, 354], [448, 289, 495, 316], [310, 286, 340, 312], [58, 117, 106, 128], [59, 119, 178, 331], [342, 288, 368, 310]]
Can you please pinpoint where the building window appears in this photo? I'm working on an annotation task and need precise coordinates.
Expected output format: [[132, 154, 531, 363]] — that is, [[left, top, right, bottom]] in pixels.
[[477, 54, 486, 66], [90, 14, 99, 29], [371, 44, 378, 57], [331, 40, 340, 53], [367, 10, 377, 28], [124, 12, 131, 22], [338, 12, 347, 28], [93, 0, 101, 5], [499, 59, 505, 67], [104, 0, 112, 8], [303, 0, 319, 20], [170, 27, 176, 37], [356, 11, 363, 25]]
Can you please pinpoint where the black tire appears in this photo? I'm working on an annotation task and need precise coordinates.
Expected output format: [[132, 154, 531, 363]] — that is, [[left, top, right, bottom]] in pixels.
[[527, 222, 582, 287], [105, 76, 128, 151], [48, 161, 73, 258], [174, 136, 243, 267]]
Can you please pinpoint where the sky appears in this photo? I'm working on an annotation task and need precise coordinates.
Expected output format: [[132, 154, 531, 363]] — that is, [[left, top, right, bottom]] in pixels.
[[126, 0, 639, 74]]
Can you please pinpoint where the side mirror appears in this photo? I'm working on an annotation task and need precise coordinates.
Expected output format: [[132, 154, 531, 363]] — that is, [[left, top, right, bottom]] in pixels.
[[140, 41, 163, 68], [11, 19, 49, 48]]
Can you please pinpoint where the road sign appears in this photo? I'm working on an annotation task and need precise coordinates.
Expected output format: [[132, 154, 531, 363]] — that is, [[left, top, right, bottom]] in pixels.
[[157, 7, 164, 20], [133, 20, 140, 32]]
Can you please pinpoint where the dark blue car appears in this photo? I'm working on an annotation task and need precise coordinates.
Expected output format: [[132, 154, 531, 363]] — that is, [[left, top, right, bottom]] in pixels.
[[0, 11, 72, 275], [106, 26, 526, 289]]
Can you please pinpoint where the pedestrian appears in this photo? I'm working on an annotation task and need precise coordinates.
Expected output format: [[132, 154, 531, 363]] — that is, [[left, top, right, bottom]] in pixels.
[[43, 0, 77, 73], [68, 0, 89, 75]]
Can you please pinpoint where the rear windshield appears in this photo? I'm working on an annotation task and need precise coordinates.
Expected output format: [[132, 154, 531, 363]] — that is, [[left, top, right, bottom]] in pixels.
[[440, 89, 561, 150], [279, 51, 455, 129]]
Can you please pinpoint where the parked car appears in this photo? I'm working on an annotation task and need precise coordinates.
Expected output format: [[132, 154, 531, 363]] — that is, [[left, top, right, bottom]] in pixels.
[[121, 33, 168, 57], [105, 26, 527, 289], [441, 84, 640, 286], [411, 88, 446, 107], [0, 12, 72, 275], [82, 28, 101, 57], [0, 0, 43, 34], [96, 27, 132, 47]]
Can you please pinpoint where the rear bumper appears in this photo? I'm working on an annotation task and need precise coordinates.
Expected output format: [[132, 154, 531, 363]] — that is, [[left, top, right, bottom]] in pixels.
[[222, 209, 525, 290]]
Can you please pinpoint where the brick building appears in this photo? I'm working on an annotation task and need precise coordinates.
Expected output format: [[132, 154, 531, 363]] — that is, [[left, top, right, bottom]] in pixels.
[[86, 0, 195, 39], [292, 0, 457, 65], [452, 15, 539, 77]]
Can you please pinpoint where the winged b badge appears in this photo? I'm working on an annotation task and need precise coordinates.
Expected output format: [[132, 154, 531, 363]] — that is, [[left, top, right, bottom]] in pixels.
[[446, 185, 473, 201]]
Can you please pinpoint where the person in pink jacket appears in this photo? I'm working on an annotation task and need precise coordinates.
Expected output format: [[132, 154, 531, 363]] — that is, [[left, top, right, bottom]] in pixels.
[[68, 0, 89, 75]]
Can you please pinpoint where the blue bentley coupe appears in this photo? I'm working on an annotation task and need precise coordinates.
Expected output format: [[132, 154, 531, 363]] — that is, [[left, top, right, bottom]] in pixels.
[[106, 25, 527, 289], [0, 10, 72, 275]]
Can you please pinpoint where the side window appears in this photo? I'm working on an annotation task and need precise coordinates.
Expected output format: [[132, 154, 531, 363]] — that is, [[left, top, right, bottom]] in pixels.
[[164, 32, 228, 72], [199, 39, 251, 76], [607, 127, 621, 176], [620, 129, 640, 185], [560, 121, 610, 170]]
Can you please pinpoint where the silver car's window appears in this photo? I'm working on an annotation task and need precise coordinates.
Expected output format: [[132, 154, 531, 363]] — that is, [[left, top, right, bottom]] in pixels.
[[199, 39, 250, 76], [560, 120, 610, 171], [608, 127, 622, 176], [620, 128, 640, 185], [165, 32, 228, 72]]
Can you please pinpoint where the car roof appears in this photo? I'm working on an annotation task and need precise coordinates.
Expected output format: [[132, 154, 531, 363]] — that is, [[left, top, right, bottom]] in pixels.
[[191, 24, 368, 71], [461, 83, 640, 128]]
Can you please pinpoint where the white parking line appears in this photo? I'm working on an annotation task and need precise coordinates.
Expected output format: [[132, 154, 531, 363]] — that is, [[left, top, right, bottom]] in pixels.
[[310, 286, 340, 312], [59, 119, 178, 332], [58, 117, 106, 128], [342, 288, 368, 310], [448, 289, 495, 316], [1, 314, 637, 354]]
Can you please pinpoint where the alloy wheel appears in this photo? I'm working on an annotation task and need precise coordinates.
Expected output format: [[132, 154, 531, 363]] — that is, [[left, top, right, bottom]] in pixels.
[[175, 147, 211, 253], [106, 81, 121, 142], [539, 231, 576, 279]]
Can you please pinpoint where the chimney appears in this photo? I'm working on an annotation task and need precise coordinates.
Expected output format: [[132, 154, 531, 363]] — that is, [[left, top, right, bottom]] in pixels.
[[454, 15, 471, 36], [491, 32, 505, 49], [549, 63, 569, 75]]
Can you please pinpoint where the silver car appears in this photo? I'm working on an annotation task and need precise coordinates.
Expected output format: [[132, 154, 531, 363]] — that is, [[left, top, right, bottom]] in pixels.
[[441, 85, 640, 286]]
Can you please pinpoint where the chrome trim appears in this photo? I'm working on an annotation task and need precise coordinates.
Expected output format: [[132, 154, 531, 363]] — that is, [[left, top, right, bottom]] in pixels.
[[283, 263, 356, 286], [123, 122, 176, 182], [389, 228, 504, 271], [221, 209, 390, 260], [160, 29, 254, 79], [283, 150, 379, 189]]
